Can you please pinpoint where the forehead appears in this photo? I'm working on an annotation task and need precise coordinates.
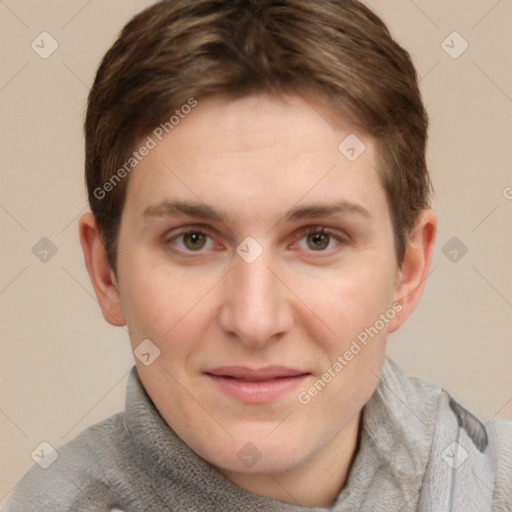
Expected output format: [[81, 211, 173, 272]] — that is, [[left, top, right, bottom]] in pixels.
[[123, 93, 388, 226]]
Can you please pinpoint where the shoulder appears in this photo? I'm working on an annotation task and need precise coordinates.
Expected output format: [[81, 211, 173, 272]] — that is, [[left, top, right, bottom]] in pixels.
[[426, 386, 512, 510], [491, 418, 512, 511], [382, 357, 512, 509], [5, 412, 126, 512]]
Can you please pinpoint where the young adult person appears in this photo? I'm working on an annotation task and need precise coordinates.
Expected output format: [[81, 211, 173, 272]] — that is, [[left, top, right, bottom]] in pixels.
[[6, 1, 512, 510]]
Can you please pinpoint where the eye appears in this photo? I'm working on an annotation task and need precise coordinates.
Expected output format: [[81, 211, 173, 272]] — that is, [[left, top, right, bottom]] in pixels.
[[166, 227, 219, 253], [294, 226, 345, 252]]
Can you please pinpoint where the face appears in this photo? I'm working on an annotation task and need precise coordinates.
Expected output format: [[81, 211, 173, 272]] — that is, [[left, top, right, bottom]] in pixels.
[[113, 93, 404, 479]]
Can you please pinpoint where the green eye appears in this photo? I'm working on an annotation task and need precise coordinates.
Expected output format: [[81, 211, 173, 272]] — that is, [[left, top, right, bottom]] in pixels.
[[182, 232, 208, 251], [298, 227, 343, 252], [306, 232, 331, 251], [169, 229, 217, 252]]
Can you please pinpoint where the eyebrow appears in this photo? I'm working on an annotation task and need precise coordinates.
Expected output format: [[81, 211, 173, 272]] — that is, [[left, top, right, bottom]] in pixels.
[[143, 200, 371, 224]]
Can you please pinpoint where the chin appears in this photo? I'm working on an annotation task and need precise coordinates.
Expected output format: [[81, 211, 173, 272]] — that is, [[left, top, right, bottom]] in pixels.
[[200, 426, 312, 475]]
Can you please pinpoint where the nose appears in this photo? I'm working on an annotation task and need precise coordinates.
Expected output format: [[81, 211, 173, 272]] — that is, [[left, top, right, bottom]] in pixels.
[[218, 249, 294, 348]]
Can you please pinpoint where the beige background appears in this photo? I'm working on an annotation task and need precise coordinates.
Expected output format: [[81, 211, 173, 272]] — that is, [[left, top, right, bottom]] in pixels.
[[1, 0, 511, 504]]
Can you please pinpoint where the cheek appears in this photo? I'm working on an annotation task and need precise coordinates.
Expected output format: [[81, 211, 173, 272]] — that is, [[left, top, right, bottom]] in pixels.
[[301, 270, 391, 415], [309, 264, 395, 344], [119, 258, 216, 351]]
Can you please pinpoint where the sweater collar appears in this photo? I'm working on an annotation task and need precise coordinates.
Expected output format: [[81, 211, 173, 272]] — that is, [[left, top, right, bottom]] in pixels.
[[330, 357, 438, 509]]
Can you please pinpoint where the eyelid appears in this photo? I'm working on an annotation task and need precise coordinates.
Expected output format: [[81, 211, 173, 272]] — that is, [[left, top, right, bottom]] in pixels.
[[298, 225, 348, 239], [165, 223, 217, 240]]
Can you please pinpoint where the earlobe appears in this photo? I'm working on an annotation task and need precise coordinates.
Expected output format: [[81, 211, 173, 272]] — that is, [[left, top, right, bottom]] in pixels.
[[388, 209, 436, 333], [78, 212, 126, 327]]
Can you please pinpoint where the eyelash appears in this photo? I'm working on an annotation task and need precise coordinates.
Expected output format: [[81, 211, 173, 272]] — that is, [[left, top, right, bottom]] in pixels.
[[165, 224, 348, 256]]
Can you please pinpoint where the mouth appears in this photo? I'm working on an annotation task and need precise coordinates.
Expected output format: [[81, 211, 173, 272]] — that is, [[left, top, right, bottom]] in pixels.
[[204, 366, 311, 403]]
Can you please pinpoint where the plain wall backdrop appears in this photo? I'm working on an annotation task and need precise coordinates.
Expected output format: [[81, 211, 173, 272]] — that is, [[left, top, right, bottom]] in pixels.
[[1, 0, 511, 504]]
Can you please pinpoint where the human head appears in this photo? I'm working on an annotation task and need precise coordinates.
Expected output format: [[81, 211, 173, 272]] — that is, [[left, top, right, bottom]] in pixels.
[[84, 0, 432, 274], [79, 1, 436, 506]]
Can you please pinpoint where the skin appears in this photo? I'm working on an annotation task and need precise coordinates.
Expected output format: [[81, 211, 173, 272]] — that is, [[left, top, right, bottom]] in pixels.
[[79, 93, 436, 507]]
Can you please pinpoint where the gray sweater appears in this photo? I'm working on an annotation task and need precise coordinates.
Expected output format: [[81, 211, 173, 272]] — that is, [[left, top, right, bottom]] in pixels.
[[5, 357, 512, 511]]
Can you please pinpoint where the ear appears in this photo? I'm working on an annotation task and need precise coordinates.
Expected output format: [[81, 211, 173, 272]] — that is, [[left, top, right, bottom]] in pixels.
[[388, 209, 436, 333], [78, 212, 126, 326]]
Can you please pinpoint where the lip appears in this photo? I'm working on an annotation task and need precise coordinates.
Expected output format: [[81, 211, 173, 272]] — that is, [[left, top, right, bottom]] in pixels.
[[204, 366, 310, 403]]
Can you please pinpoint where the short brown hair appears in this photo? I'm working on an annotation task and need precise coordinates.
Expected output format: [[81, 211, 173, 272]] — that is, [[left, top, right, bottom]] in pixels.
[[85, 0, 432, 272]]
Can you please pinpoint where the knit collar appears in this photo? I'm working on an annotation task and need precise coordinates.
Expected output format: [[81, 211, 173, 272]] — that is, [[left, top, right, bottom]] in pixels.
[[123, 357, 438, 510], [330, 357, 438, 510]]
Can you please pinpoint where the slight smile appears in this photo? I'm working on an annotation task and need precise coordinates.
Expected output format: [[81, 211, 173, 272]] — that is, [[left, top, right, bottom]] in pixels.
[[204, 366, 311, 404]]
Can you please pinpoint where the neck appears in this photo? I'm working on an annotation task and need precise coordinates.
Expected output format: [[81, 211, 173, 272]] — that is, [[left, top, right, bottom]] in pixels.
[[220, 410, 362, 507]]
